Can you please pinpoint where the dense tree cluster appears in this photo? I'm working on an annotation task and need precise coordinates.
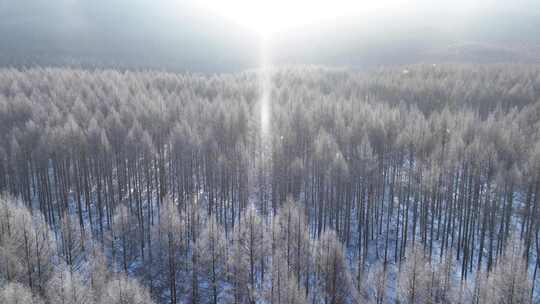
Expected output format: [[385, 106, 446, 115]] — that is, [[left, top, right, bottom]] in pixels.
[[0, 64, 539, 302], [0, 195, 154, 303]]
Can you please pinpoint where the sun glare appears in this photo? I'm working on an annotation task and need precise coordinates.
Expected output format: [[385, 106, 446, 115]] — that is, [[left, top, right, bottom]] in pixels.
[[196, 0, 408, 36]]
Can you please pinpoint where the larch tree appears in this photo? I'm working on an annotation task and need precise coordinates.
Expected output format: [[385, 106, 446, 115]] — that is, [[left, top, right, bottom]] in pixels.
[[229, 204, 267, 304], [58, 212, 88, 275], [273, 198, 312, 295], [45, 268, 93, 304], [0, 282, 43, 304], [267, 248, 307, 304], [0, 195, 56, 294], [314, 229, 357, 304], [151, 197, 186, 304], [367, 262, 387, 304], [396, 244, 431, 304], [102, 274, 155, 304], [87, 244, 111, 303], [195, 215, 228, 304], [487, 237, 532, 304]]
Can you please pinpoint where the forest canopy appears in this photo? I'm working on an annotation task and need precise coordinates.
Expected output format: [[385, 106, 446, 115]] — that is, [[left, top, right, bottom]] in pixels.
[[0, 64, 539, 303]]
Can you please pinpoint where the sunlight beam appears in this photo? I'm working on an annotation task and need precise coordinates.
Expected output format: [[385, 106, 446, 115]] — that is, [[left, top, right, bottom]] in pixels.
[[259, 35, 271, 140]]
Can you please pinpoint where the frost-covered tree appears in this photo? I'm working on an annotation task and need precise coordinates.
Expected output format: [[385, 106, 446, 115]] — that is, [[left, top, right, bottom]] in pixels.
[[397, 244, 431, 304], [273, 198, 312, 294], [151, 197, 186, 304], [0, 283, 43, 304], [314, 229, 357, 304], [486, 237, 532, 304], [267, 249, 307, 304], [0, 195, 55, 293], [367, 262, 387, 304], [229, 204, 267, 303], [195, 215, 228, 304], [110, 204, 139, 274], [45, 268, 93, 304], [429, 251, 454, 304], [58, 212, 88, 275], [87, 245, 110, 303], [102, 275, 155, 304]]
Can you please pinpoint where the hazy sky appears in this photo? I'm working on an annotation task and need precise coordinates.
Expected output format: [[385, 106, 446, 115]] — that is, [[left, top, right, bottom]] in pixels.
[[0, 0, 539, 71], [195, 0, 500, 34]]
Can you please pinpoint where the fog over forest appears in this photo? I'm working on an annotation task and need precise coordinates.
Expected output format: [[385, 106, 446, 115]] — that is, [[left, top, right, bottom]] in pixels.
[[1, 0, 539, 71], [0, 1, 540, 304]]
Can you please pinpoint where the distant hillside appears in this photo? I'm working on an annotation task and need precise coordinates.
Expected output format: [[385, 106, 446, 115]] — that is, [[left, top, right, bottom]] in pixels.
[[0, 0, 260, 72], [421, 42, 540, 64], [0, 0, 539, 71]]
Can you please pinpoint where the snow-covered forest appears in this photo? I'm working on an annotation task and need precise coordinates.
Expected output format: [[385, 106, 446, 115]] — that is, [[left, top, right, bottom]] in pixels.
[[0, 64, 539, 303]]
